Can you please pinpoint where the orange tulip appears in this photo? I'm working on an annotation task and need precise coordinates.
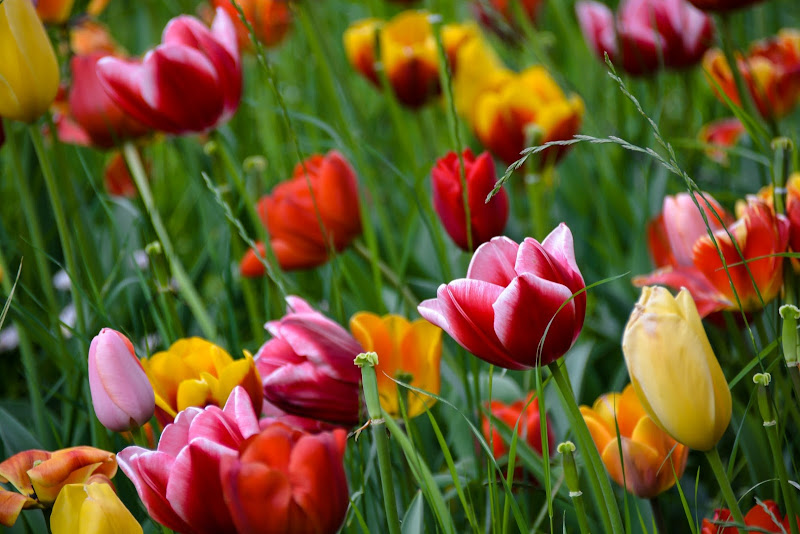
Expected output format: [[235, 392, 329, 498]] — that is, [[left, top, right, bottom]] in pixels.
[[69, 19, 118, 56], [35, 0, 73, 24], [482, 394, 555, 460], [210, 0, 291, 49], [704, 29, 800, 119], [581, 384, 689, 498], [240, 150, 362, 274], [698, 118, 746, 165], [0, 447, 117, 527]]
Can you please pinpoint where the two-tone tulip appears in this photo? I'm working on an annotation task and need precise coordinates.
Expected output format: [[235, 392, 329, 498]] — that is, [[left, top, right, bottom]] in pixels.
[[0, 0, 60, 123], [51, 480, 142, 534], [431, 148, 509, 251], [623, 287, 731, 450], [418, 225, 585, 370], [482, 394, 555, 460], [97, 8, 241, 135], [576, 0, 714, 76], [581, 384, 689, 498], [240, 150, 362, 274], [255, 296, 363, 426], [210, 0, 292, 49], [349, 312, 442, 418], [141, 337, 263, 426], [698, 118, 746, 165], [88, 328, 155, 432], [220, 423, 349, 533]]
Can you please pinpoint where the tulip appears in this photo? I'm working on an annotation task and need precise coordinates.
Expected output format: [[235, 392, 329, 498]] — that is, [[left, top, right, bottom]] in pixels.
[[623, 286, 731, 450], [637, 194, 789, 317], [431, 149, 509, 251], [141, 337, 263, 426], [103, 150, 138, 197], [97, 7, 241, 135], [51, 481, 142, 534], [452, 35, 514, 126], [349, 312, 442, 418], [474, 0, 544, 32], [118, 387, 259, 533], [704, 29, 800, 119], [482, 394, 555, 459], [255, 296, 363, 426], [580, 384, 689, 498], [701, 500, 799, 533], [0, 447, 117, 527], [698, 118, 746, 165], [210, 0, 292, 49], [240, 150, 362, 274], [88, 328, 155, 432], [418, 225, 586, 370], [70, 19, 117, 56], [220, 422, 349, 533], [259, 398, 343, 434], [0, 0, 60, 123], [787, 173, 800, 254], [35, 0, 73, 24], [687, 0, 765, 11], [576, 0, 714, 76]]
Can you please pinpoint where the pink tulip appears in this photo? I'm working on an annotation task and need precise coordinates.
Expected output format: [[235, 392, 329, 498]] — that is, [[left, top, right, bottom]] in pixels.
[[97, 7, 241, 135], [418, 225, 585, 370], [254, 296, 363, 426], [88, 328, 155, 432], [117, 387, 259, 534], [576, 0, 714, 76]]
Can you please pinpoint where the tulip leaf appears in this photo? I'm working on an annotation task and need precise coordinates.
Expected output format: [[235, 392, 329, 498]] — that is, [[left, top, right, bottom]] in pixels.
[[0, 407, 43, 457], [401, 491, 425, 534]]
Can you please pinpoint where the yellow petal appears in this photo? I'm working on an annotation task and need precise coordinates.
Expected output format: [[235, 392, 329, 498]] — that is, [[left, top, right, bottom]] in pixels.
[[52, 483, 142, 534], [176, 378, 212, 412]]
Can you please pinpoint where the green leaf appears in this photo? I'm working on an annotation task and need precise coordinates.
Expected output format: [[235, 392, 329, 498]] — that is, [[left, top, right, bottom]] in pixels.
[[401, 491, 425, 534], [0, 407, 43, 456]]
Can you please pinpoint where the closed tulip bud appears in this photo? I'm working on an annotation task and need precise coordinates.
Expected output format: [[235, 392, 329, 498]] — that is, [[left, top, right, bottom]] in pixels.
[[51, 481, 142, 534], [623, 287, 731, 450], [431, 149, 509, 251], [210, 0, 292, 49], [88, 328, 155, 432], [0, 0, 60, 123], [34, 0, 74, 24], [418, 225, 585, 370]]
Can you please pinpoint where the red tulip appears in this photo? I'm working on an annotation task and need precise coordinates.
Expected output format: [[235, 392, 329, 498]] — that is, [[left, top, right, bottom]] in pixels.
[[97, 7, 241, 135], [701, 499, 799, 533], [482, 394, 554, 459], [431, 148, 509, 251], [698, 118, 746, 165], [117, 387, 259, 534], [240, 150, 362, 274], [254, 296, 363, 426], [687, 0, 765, 11], [220, 423, 349, 534], [576, 0, 714, 76], [103, 150, 139, 197], [418, 225, 586, 370], [787, 173, 800, 255]]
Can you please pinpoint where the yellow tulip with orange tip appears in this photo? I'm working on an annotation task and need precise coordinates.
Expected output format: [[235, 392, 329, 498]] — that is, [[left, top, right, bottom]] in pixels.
[[141, 338, 263, 425], [350, 312, 442, 418], [581, 384, 689, 498]]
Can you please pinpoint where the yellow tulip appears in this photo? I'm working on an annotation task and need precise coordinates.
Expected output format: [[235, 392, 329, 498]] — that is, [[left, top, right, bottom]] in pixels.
[[350, 312, 442, 418], [622, 286, 731, 451], [51, 482, 142, 534], [0, 0, 60, 122]]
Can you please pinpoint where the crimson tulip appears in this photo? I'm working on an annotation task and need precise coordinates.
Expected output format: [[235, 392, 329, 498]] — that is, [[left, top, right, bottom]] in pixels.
[[431, 148, 509, 251], [97, 7, 241, 135], [220, 423, 349, 533], [254, 296, 363, 426], [418, 225, 585, 370], [576, 0, 714, 76]]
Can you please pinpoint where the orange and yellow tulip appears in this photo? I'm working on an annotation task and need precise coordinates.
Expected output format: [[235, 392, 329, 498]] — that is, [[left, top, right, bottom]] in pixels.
[[581, 384, 689, 498], [350, 312, 442, 418]]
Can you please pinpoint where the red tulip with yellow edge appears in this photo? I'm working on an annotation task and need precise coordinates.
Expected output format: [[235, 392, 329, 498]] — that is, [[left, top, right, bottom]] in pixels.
[[51, 480, 142, 534], [581, 384, 689, 498], [210, 0, 292, 49], [141, 337, 263, 425], [349, 312, 442, 418]]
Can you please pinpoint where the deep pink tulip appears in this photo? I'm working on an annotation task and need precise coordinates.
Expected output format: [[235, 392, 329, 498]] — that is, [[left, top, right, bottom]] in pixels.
[[117, 387, 259, 534], [97, 7, 241, 135], [254, 296, 363, 426], [576, 0, 714, 76], [432, 148, 509, 251], [418, 225, 586, 370], [88, 328, 155, 432]]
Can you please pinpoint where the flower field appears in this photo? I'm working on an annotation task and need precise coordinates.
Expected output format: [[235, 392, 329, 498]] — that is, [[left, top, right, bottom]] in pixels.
[[1, 0, 800, 532]]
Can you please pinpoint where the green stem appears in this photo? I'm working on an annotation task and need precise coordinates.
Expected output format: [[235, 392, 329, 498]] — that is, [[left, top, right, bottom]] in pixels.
[[525, 173, 548, 241], [649, 497, 667, 534], [559, 442, 591, 534], [353, 241, 417, 311], [122, 142, 217, 340], [704, 447, 745, 527], [717, 14, 762, 127]]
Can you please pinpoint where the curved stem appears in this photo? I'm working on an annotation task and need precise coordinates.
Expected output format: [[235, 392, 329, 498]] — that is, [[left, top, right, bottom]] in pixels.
[[704, 447, 745, 527]]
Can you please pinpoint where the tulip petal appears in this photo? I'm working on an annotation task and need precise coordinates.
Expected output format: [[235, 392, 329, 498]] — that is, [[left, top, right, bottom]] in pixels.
[[0, 450, 50, 496], [600, 437, 664, 498], [466, 236, 519, 286], [221, 386, 261, 438], [633, 266, 730, 318], [220, 457, 292, 533], [0, 490, 37, 528], [275, 316, 363, 383]]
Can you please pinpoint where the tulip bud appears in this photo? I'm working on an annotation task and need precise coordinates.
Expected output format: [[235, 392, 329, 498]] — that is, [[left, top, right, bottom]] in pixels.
[[780, 304, 800, 367], [51, 481, 142, 534], [34, 0, 74, 25], [88, 328, 155, 432], [0, 0, 60, 123], [622, 287, 731, 451]]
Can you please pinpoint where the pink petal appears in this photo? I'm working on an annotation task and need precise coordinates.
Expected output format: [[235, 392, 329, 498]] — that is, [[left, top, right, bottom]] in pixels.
[[633, 267, 730, 317], [541, 223, 582, 282], [158, 407, 202, 456], [466, 236, 519, 286], [187, 407, 246, 450], [276, 316, 363, 383], [575, 1, 618, 61], [222, 386, 261, 438]]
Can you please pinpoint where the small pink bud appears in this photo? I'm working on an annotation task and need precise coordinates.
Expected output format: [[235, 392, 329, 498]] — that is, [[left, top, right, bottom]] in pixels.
[[88, 328, 155, 432]]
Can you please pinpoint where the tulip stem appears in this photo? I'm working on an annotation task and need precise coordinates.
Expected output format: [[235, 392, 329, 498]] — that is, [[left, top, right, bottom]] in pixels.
[[717, 14, 762, 129], [122, 142, 217, 340], [549, 361, 623, 534], [704, 447, 745, 527]]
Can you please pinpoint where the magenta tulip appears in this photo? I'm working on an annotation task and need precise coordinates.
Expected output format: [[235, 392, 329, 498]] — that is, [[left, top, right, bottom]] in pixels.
[[431, 148, 509, 251], [418, 225, 585, 370], [254, 296, 363, 426], [117, 387, 259, 534], [97, 7, 241, 135], [88, 328, 154, 432]]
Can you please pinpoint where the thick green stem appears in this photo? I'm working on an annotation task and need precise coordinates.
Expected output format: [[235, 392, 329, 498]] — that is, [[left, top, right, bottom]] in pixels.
[[122, 143, 216, 339], [559, 442, 591, 534], [704, 447, 745, 527]]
